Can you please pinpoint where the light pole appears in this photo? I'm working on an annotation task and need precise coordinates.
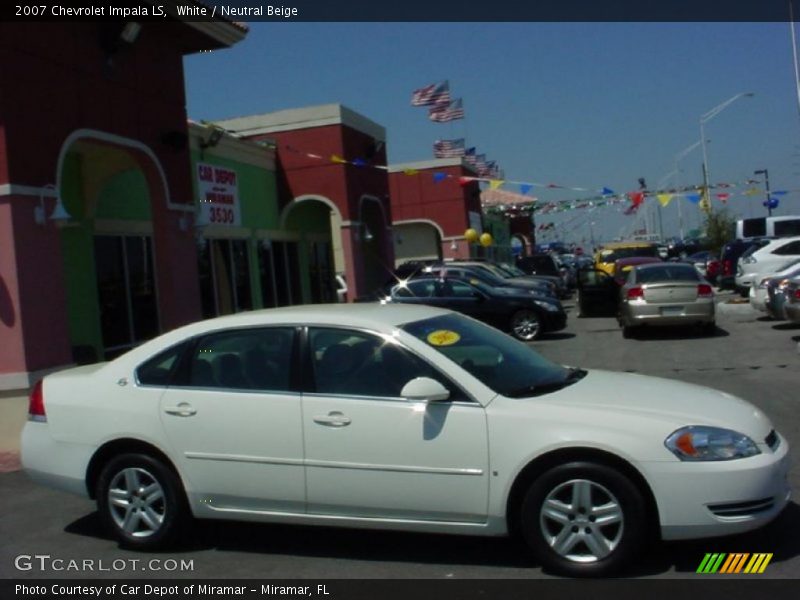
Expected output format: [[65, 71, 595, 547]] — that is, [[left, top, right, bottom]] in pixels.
[[673, 141, 703, 239], [754, 169, 772, 216], [699, 92, 755, 212]]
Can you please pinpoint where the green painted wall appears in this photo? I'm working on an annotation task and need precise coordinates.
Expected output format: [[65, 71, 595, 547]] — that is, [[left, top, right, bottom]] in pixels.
[[60, 153, 153, 359]]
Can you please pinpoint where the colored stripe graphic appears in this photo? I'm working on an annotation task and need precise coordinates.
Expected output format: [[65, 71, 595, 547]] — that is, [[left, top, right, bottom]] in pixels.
[[743, 553, 773, 574], [697, 553, 773, 574], [697, 553, 726, 573], [720, 553, 749, 573]]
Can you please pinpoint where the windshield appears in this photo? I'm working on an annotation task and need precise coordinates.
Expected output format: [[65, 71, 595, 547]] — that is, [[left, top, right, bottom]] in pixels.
[[401, 313, 581, 398]]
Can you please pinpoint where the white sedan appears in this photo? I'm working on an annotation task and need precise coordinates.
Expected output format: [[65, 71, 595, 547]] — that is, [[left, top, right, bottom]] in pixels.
[[22, 304, 790, 577]]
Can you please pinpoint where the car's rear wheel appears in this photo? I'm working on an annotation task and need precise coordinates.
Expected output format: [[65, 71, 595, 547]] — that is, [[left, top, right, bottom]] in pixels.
[[510, 309, 542, 341], [96, 453, 186, 550], [622, 325, 636, 339], [520, 462, 647, 577]]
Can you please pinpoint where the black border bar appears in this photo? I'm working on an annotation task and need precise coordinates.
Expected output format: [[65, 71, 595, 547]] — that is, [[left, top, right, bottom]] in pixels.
[[2, 0, 800, 23]]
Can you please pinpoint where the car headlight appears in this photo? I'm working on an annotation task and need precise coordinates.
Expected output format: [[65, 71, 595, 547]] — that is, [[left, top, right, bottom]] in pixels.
[[742, 255, 757, 264], [665, 426, 761, 461], [533, 300, 560, 312]]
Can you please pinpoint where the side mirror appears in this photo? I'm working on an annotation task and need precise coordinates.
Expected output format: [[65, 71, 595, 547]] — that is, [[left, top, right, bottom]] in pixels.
[[400, 377, 450, 403]]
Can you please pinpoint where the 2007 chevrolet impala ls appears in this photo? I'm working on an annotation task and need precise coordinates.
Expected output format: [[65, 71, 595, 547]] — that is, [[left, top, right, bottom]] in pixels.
[[22, 304, 790, 576]]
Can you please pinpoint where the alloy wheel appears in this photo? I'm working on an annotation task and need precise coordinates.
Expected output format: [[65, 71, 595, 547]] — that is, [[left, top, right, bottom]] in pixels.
[[107, 467, 166, 538], [539, 478, 624, 563], [511, 310, 541, 341]]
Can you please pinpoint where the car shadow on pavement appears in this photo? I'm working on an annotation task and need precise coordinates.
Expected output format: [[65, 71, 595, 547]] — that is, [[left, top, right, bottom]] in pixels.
[[771, 323, 800, 331], [537, 332, 576, 341], [626, 501, 800, 577], [628, 326, 730, 341]]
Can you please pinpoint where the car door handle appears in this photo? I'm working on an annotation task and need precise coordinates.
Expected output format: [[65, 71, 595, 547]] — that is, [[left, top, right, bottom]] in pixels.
[[313, 411, 351, 427], [164, 403, 197, 417]]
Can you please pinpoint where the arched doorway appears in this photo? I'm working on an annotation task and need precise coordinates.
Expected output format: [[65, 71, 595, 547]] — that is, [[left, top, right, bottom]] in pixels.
[[279, 195, 341, 304], [392, 219, 444, 267], [56, 130, 195, 360]]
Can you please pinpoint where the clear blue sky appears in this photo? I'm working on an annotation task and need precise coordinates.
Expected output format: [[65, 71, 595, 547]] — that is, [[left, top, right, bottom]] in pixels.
[[184, 22, 800, 245]]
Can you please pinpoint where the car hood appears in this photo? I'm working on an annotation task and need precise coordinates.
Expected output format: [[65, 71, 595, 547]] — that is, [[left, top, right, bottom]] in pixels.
[[538, 369, 772, 440]]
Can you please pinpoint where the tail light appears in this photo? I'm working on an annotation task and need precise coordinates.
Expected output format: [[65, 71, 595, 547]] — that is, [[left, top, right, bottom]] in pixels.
[[28, 380, 46, 422], [793, 289, 800, 301], [697, 284, 714, 298], [627, 286, 644, 300], [707, 260, 720, 275], [722, 259, 733, 276]]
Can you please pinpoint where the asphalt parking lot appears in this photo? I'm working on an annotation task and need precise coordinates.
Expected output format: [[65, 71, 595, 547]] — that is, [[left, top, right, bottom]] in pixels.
[[1, 293, 798, 580]]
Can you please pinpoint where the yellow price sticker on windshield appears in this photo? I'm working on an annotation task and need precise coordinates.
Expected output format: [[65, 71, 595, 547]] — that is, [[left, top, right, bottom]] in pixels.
[[427, 330, 461, 347]]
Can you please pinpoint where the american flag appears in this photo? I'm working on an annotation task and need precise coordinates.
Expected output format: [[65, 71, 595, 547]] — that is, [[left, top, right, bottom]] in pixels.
[[428, 98, 464, 122], [433, 138, 466, 158], [411, 81, 450, 107]]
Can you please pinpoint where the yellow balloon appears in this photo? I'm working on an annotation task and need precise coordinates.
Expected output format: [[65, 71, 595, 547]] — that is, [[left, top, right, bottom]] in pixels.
[[479, 232, 493, 247], [464, 228, 479, 243]]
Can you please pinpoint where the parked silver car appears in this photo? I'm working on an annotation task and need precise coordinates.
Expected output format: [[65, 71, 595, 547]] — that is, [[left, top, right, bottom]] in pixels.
[[784, 278, 800, 323], [618, 263, 715, 338]]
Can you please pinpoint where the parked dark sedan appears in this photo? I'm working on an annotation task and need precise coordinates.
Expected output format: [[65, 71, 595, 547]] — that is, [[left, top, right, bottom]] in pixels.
[[383, 276, 567, 341], [423, 262, 558, 297]]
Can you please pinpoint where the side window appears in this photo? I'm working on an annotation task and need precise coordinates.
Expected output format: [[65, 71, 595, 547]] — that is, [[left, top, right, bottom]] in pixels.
[[136, 342, 188, 387], [773, 241, 800, 256], [448, 281, 479, 298], [308, 328, 466, 401], [406, 280, 437, 297], [186, 328, 294, 392]]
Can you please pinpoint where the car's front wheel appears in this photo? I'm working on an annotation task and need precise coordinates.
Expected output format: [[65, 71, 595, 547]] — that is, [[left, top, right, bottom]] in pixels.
[[520, 461, 647, 577], [510, 309, 542, 341], [96, 453, 187, 550]]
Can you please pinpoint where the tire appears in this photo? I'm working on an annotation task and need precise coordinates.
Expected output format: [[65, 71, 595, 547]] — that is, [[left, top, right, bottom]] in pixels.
[[519, 461, 648, 577], [575, 291, 585, 318], [510, 309, 542, 341], [622, 325, 635, 339], [96, 453, 187, 550]]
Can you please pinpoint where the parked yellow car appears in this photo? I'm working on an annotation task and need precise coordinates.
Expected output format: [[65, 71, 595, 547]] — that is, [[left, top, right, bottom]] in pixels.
[[594, 242, 661, 275]]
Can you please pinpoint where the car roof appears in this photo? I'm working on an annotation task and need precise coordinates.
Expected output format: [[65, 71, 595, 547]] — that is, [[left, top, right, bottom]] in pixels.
[[599, 241, 658, 249]]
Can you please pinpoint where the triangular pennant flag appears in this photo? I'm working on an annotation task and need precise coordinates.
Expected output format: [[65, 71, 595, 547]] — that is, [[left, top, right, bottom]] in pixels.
[[743, 187, 761, 197], [520, 184, 533, 195], [686, 194, 701, 204], [772, 190, 788, 196], [458, 176, 473, 187], [489, 179, 504, 190], [330, 154, 347, 164], [716, 193, 730, 204], [601, 187, 615, 195], [627, 191, 644, 206], [432, 172, 447, 183], [657, 194, 673, 207], [352, 158, 367, 168], [403, 169, 419, 176]]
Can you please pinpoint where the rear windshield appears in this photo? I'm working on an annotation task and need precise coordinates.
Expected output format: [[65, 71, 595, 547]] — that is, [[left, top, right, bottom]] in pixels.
[[636, 265, 700, 283]]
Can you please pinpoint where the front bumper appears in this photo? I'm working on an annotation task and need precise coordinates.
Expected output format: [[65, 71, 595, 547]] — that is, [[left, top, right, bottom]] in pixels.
[[644, 434, 791, 540]]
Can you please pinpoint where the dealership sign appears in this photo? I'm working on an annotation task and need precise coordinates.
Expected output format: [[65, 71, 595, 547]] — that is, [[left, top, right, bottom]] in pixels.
[[196, 163, 240, 226]]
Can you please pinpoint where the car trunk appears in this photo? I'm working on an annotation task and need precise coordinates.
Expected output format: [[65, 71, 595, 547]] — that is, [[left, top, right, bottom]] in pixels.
[[642, 283, 698, 304]]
